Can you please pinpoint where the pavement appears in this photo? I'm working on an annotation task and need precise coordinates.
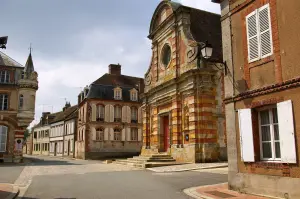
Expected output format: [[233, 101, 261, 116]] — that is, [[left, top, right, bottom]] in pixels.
[[0, 184, 19, 199], [184, 183, 271, 199], [147, 162, 228, 172]]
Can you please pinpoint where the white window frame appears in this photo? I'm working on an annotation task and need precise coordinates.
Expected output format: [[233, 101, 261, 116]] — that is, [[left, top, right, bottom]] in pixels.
[[131, 107, 138, 121], [0, 94, 8, 111], [96, 128, 104, 141], [114, 87, 122, 100], [258, 106, 281, 162], [114, 105, 122, 120], [0, 126, 8, 152], [246, 3, 273, 63], [114, 129, 121, 141], [130, 128, 138, 141], [0, 71, 10, 83], [130, 91, 138, 101], [97, 105, 105, 120]]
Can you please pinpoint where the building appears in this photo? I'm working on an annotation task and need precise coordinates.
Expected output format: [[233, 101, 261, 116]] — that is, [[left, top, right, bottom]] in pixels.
[[49, 103, 77, 157], [23, 132, 32, 155], [75, 64, 144, 160], [32, 112, 52, 156], [141, 1, 226, 163], [0, 50, 38, 163], [214, 0, 300, 198], [63, 104, 77, 157]]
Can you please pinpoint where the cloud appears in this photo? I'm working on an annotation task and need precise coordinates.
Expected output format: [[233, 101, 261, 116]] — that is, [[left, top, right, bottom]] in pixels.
[[177, 0, 220, 14]]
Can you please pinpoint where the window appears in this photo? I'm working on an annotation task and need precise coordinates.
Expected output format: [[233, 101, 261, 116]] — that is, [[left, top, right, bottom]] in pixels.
[[97, 105, 105, 121], [130, 128, 138, 141], [21, 71, 25, 79], [96, 128, 104, 141], [0, 71, 10, 83], [114, 88, 122, 100], [131, 91, 138, 101], [114, 105, 122, 122], [0, 126, 8, 152], [0, 94, 8, 110], [114, 128, 121, 141], [161, 44, 171, 67], [19, 95, 24, 109], [131, 107, 138, 123], [246, 4, 273, 63], [259, 108, 280, 160]]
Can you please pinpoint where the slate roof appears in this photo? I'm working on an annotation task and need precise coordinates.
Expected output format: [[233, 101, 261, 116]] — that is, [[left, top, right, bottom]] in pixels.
[[86, 73, 143, 102], [24, 52, 35, 76], [50, 105, 78, 124], [0, 51, 24, 68], [65, 108, 78, 121]]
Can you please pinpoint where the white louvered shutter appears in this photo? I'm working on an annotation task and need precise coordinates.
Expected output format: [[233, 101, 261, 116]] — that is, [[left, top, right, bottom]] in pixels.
[[109, 128, 114, 141], [104, 128, 109, 141], [110, 105, 114, 122], [138, 107, 142, 124], [91, 127, 96, 140], [105, 105, 110, 122], [91, 104, 96, 122], [0, 126, 7, 152], [277, 100, 297, 163], [259, 4, 273, 58], [246, 10, 259, 62], [127, 106, 131, 123], [238, 109, 255, 162], [121, 128, 126, 141], [138, 128, 142, 141], [126, 128, 131, 141], [122, 106, 127, 122]]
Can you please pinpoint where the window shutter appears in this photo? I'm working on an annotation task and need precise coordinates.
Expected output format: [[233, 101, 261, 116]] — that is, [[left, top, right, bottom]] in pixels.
[[105, 105, 110, 122], [238, 109, 255, 162], [127, 106, 131, 123], [138, 128, 142, 141], [277, 100, 296, 163], [91, 104, 96, 122], [126, 127, 131, 141], [259, 4, 273, 58], [121, 128, 126, 141], [246, 10, 260, 62], [0, 126, 7, 152], [91, 127, 96, 141], [104, 128, 109, 141], [110, 105, 114, 122], [122, 106, 127, 122], [109, 128, 114, 141], [138, 107, 142, 123]]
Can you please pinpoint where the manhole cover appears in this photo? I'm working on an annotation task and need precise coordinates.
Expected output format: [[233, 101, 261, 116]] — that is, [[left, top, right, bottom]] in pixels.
[[205, 191, 235, 198]]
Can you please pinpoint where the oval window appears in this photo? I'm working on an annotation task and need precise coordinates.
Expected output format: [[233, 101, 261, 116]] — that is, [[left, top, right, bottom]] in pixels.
[[161, 44, 171, 67]]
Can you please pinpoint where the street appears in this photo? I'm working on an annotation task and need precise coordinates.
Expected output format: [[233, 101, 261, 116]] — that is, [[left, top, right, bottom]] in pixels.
[[1, 155, 228, 199]]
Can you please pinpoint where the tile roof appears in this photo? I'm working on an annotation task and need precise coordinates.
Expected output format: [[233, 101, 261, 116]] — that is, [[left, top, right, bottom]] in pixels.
[[86, 73, 143, 102], [0, 51, 24, 68], [50, 105, 78, 124]]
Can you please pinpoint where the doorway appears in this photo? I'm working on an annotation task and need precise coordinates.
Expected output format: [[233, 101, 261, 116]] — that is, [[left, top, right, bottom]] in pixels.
[[54, 142, 57, 156], [163, 116, 170, 152]]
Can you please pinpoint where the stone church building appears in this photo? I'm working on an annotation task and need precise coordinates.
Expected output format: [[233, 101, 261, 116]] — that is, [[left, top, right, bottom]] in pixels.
[[141, 1, 226, 163]]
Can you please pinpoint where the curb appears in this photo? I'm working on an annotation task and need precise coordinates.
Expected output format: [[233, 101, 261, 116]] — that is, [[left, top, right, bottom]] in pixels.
[[147, 165, 228, 173], [0, 184, 20, 199], [183, 183, 227, 199]]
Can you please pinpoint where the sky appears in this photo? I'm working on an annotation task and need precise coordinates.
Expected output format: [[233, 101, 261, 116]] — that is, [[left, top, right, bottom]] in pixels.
[[0, 0, 220, 127]]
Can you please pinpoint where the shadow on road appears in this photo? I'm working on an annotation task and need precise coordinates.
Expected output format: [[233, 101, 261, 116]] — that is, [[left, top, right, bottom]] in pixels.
[[25, 157, 81, 166]]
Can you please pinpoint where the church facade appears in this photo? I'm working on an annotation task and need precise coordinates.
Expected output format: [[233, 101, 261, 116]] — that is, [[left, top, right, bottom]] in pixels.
[[0, 50, 38, 163], [141, 1, 226, 163]]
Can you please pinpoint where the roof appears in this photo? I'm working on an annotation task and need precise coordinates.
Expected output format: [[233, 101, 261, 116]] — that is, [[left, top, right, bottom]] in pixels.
[[65, 108, 78, 121], [0, 51, 24, 68], [149, 1, 222, 62], [50, 105, 78, 124], [24, 52, 34, 76], [86, 73, 143, 102]]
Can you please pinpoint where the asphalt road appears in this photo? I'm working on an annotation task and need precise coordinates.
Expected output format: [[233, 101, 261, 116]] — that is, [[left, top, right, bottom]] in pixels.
[[24, 169, 227, 199], [0, 163, 25, 184]]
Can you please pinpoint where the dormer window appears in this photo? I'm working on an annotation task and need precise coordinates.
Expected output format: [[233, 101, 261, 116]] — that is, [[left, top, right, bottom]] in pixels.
[[130, 89, 138, 101], [114, 87, 122, 100], [0, 71, 10, 83]]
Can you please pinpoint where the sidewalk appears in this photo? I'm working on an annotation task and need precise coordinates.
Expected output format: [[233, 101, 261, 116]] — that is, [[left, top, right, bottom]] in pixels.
[[147, 162, 228, 172], [184, 183, 271, 199], [0, 184, 19, 199]]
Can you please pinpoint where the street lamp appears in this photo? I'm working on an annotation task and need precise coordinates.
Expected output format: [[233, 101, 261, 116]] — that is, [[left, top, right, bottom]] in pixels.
[[200, 41, 228, 75], [0, 36, 8, 49]]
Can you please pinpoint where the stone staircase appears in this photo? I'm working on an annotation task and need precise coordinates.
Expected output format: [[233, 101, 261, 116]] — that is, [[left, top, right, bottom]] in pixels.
[[114, 154, 180, 168]]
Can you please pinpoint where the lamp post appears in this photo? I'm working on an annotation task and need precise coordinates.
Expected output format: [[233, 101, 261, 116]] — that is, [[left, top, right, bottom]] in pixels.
[[0, 36, 8, 49], [200, 41, 228, 75]]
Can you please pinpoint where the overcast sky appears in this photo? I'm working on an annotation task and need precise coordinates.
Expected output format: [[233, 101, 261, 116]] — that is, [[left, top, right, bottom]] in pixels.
[[0, 0, 220, 126]]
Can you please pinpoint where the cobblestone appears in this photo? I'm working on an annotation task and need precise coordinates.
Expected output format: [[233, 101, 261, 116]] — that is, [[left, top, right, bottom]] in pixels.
[[147, 162, 228, 173]]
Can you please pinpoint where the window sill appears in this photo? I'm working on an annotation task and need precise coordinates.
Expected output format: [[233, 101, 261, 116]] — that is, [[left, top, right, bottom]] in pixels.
[[249, 56, 274, 69]]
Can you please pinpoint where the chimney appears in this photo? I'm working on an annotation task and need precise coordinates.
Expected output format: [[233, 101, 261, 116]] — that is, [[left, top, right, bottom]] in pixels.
[[41, 112, 51, 125], [109, 64, 121, 75], [63, 102, 71, 112]]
